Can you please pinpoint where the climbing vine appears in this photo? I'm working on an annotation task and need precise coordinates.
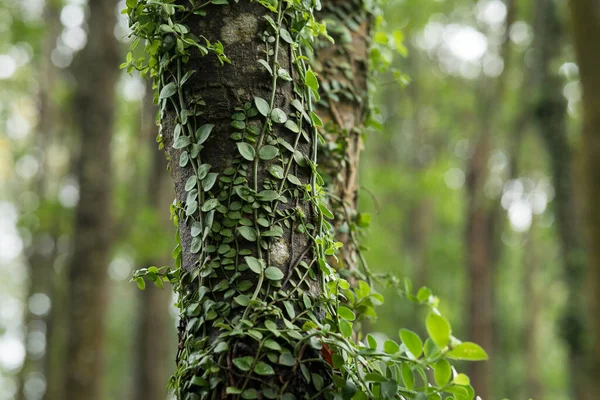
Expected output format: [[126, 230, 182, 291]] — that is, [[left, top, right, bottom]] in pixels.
[[124, 1, 487, 399]]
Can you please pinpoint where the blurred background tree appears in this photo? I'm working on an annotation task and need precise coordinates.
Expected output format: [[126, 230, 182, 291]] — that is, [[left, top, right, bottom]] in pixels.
[[0, 0, 598, 399]]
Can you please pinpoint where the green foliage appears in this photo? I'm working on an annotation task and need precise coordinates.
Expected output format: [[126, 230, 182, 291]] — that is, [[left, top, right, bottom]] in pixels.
[[125, 0, 487, 399]]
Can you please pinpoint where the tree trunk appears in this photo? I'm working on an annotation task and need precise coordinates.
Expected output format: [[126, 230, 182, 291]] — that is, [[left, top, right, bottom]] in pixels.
[[569, 0, 600, 394], [150, 3, 328, 397], [133, 86, 175, 400], [17, 2, 61, 399], [465, 133, 495, 399], [313, 0, 372, 281], [466, 1, 515, 396], [63, 0, 119, 398], [533, 0, 588, 397]]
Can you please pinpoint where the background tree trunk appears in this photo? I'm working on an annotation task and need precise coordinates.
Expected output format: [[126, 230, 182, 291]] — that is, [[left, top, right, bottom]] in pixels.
[[466, 1, 515, 395], [533, 0, 588, 397], [569, 0, 600, 394], [314, 0, 371, 280], [133, 85, 175, 400], [63, 0, 119, 398]]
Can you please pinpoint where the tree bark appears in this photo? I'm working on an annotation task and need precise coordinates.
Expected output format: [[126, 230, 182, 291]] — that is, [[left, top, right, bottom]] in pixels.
[[63, 0, 119, 398], [157, 3, 325, 397], [569, 0, 600, 394], [313, 0, 371, 281], [533, 0, 588, 397]]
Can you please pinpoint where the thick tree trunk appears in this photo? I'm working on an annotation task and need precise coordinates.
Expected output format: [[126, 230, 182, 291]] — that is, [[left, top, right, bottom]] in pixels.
[[533, 0, 588, 397], [133, 87, 175, 400], [569, 0, 600, 394], [155, 3, 327, 397], [63, 0, 119, 398]]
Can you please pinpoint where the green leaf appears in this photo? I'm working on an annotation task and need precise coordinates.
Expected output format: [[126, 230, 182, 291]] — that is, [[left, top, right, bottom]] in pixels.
[[279, 28, 293, 44], [453, 373, 470, 386], [255, 96, 270, 116], [287, 174, 301, 186], [434, 359, 452, 386], [270, 108, 287, 124], [135, 277, 145, 290], [401, 363, 414, 390], [263, 339, 281, 351], [399, 329, 423, 359], [179, 151, 189, 167], [159, 82, 177, 99], [283, 301, 295, 319], [173, 135, 190, 149], [258, 190, 279, 201], [279, 352, 296, 366], [241, 389, 258, 399], [190, 236, 202, 253], [214, 341, 229, 353], [444, 386, 469, 397], [233, 356, 253, 372], [237, 142, 255, 161], [185, 175, 197, 191], [268, 165, 284, 179], [305, 69, 319, 92], [284, 119, 300, 133], [383, 340, 400, 354], [447, 342, 488, 361], [196, 124, 214, 144], [237, 226, 257, 242], [245, 256, 264, 274], [337, 306, 355, 321], [234, 295, 250, 306], [426, 312, 452, 349], [318, 203, 334, 219], [259, 145, 279, 160], [339, 319, 353, 337], [201, 198, 219, 212], [257, 59, 273, 75], [265, 267, 284, 281], [191, 222, 202, 237], [310, 111, 323, 127], [367, 334, 377, 350], [380, 380, 398, 398], [312, 373, 324, 390], [277, 68, 292, 81], [254, 361, 275, 376], [190, 375, 207, 386], [202, 172, 218, 192]]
